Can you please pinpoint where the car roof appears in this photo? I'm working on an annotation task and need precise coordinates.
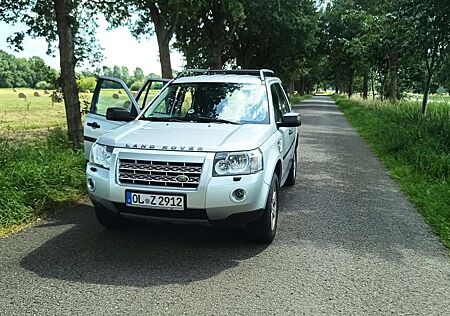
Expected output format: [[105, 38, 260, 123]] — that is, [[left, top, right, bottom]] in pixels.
[[172, 74, 275, 85]]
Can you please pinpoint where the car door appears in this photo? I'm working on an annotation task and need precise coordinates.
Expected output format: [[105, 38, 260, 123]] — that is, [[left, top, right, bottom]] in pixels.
[[270, 83, 294, 177], [83, 77, 170, 160], [135, 78, 170, 110]]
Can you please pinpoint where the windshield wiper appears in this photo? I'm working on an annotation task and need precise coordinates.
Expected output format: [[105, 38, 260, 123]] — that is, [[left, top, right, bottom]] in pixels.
[[194, 116, 241, 125], [140, 116, 187, 122]]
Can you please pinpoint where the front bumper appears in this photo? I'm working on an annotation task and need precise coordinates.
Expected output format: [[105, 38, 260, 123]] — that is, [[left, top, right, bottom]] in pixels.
[[86, 149, 270, 226]]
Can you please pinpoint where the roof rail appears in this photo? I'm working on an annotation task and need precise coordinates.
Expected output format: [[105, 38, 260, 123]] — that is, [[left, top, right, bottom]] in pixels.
[[175, 69, 275, 81]]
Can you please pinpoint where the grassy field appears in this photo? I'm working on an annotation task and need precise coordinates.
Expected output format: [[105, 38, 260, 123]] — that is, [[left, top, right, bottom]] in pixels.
[[334, 95, 450, 248], [0, 88, 91, 132]]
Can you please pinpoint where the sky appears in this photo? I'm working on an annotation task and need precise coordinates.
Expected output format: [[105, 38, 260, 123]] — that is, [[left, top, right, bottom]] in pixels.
[[0, 18, 185, 76]]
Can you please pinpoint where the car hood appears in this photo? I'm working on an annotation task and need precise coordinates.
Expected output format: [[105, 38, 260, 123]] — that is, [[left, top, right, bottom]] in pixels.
[[98, 120, 274, 152]]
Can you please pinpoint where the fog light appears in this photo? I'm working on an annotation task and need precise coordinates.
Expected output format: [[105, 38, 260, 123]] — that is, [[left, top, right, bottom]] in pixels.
[[87, 178, 95, 192], [231, 188, 247, 202]]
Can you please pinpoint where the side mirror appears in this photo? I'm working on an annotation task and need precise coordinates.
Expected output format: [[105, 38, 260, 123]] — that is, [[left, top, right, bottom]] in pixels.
[[277, 112, 301, 128], [106, 107, 134, 122]]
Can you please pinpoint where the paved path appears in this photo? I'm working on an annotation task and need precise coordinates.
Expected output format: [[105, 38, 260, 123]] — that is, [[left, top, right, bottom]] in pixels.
[[1, 96, 449, 315]]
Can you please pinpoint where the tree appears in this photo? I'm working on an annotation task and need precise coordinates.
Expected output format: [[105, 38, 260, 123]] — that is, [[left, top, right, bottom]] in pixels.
[[174, 0, 245, 68], [1, 0, 102, 146], [232, 0, 318, 86], [133, 67, 145, 81], [404, 0, 450, 114]]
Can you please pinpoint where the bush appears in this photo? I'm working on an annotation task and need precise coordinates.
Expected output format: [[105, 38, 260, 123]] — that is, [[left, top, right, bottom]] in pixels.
[[0, 128, 86, 230], [77, 76, 97, 92], [130, 80, 143, 91], [35, 81, 50, 90]]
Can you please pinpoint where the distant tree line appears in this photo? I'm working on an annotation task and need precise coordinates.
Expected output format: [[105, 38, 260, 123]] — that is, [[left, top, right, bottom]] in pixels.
[[0, 48, 159, 93], [0, 50, 58, 89]]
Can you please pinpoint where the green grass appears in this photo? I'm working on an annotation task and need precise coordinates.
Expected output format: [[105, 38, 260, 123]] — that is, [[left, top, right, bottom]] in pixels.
[[289, 94, 312, 105], [334, 95, 450, 248], [0, 128, 86, 235]]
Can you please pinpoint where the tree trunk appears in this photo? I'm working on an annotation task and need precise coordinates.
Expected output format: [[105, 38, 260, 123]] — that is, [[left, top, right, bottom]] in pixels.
[[155, 27, 173, 78], [380, 73, 386, 101], [389, 51, 399, 103], [371, 72, 375, 100], [421, 71, 433, 115], [348, 69, 355, 98], [54, 0, 82, 147], [148, 3, 173, 79], [210, 45, 223, 69], [362, 70, 369, 100]]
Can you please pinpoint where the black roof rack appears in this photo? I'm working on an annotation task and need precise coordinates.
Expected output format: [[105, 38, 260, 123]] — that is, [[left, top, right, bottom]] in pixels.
[[175, 69, 275, 81]]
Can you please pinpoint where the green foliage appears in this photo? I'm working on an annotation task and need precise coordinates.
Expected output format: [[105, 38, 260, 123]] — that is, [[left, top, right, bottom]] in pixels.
[[130, 81, 143, 91], [0, 128, 86, 229], [77, 76, 96, 92], [35, 81, 50, 90], [0, 50, 57, 88], [334, 95, 450, 248]]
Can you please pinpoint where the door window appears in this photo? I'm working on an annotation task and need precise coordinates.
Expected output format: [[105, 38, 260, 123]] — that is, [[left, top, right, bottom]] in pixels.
[[270, 84, 283, 122], [275, 84, 291, 114], [92, 80, 132, 116]]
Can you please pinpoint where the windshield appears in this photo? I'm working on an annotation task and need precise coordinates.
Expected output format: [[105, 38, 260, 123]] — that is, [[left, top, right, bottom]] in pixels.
[[141, 83, 269, 124]]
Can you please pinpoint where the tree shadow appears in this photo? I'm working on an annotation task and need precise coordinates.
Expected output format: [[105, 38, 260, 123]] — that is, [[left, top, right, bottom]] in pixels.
[[20, 203, 267, 287]]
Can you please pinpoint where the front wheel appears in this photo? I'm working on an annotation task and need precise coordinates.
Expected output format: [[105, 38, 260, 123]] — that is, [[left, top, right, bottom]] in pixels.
[[247, 173, 279, 244], [285, 149, 297, 186]]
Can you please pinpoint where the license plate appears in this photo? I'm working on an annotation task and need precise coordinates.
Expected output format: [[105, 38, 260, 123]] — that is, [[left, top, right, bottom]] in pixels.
[[125, 191, 185, 210]]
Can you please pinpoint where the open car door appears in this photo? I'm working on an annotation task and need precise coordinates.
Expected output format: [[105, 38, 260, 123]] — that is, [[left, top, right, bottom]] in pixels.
[[83, 76, 170, 160]]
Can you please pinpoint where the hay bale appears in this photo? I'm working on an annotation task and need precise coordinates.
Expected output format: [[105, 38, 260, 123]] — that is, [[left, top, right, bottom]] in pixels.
[[34, 91, 41, 97], [13, 88, 18, 92], [18, 92, 27, 99], [85, 89, 90, 94], [112, 93, 119, 99], [44, 89, 50, 94]]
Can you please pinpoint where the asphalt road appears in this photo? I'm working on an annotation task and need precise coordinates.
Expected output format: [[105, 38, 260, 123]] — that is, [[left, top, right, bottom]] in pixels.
[[1, 96, 449, 315]]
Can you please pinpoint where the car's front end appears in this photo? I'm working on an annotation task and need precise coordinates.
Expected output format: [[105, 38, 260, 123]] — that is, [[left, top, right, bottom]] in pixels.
[[87, 142, 272, 226]]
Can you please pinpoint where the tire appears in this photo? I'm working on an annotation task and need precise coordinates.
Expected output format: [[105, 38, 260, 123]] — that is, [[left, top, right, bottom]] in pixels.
[[247, 173, 279, 244], [95, 205, 131, 229], [285, 148, 297, 186]]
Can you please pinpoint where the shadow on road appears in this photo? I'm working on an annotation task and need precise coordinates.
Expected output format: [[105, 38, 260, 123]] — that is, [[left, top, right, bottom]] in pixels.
[[20, 205, 266, 287]]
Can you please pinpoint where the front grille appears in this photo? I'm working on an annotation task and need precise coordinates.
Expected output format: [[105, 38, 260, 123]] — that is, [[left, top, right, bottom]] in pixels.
[[118, 159, 203, 188]]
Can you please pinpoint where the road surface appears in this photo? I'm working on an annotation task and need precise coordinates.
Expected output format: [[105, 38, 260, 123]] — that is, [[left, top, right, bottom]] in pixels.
[[1, 96, 449, 315]]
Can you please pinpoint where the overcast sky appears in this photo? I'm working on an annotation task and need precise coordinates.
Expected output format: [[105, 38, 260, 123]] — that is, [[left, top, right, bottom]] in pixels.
[[0, 18, 185, 76]]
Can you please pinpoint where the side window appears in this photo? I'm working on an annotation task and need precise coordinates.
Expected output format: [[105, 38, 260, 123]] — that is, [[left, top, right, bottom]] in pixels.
[[270, 84, 283, 122], [275, 84, 291, 114], [93, 80, 132, 116]]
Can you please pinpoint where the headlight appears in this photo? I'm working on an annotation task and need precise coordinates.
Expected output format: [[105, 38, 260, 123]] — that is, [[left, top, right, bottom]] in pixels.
[[213, 149, 263, 176], [89, 143, 113, 169]]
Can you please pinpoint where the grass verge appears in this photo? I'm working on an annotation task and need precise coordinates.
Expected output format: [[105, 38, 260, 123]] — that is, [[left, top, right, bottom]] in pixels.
[[289, 94, 312, 104], [0, 128, 86, 236], [333, 95, 450, 248]]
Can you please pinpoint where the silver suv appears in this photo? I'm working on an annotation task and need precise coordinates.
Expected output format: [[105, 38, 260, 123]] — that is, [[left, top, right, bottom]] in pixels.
[[84, 69, 301, 243]]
